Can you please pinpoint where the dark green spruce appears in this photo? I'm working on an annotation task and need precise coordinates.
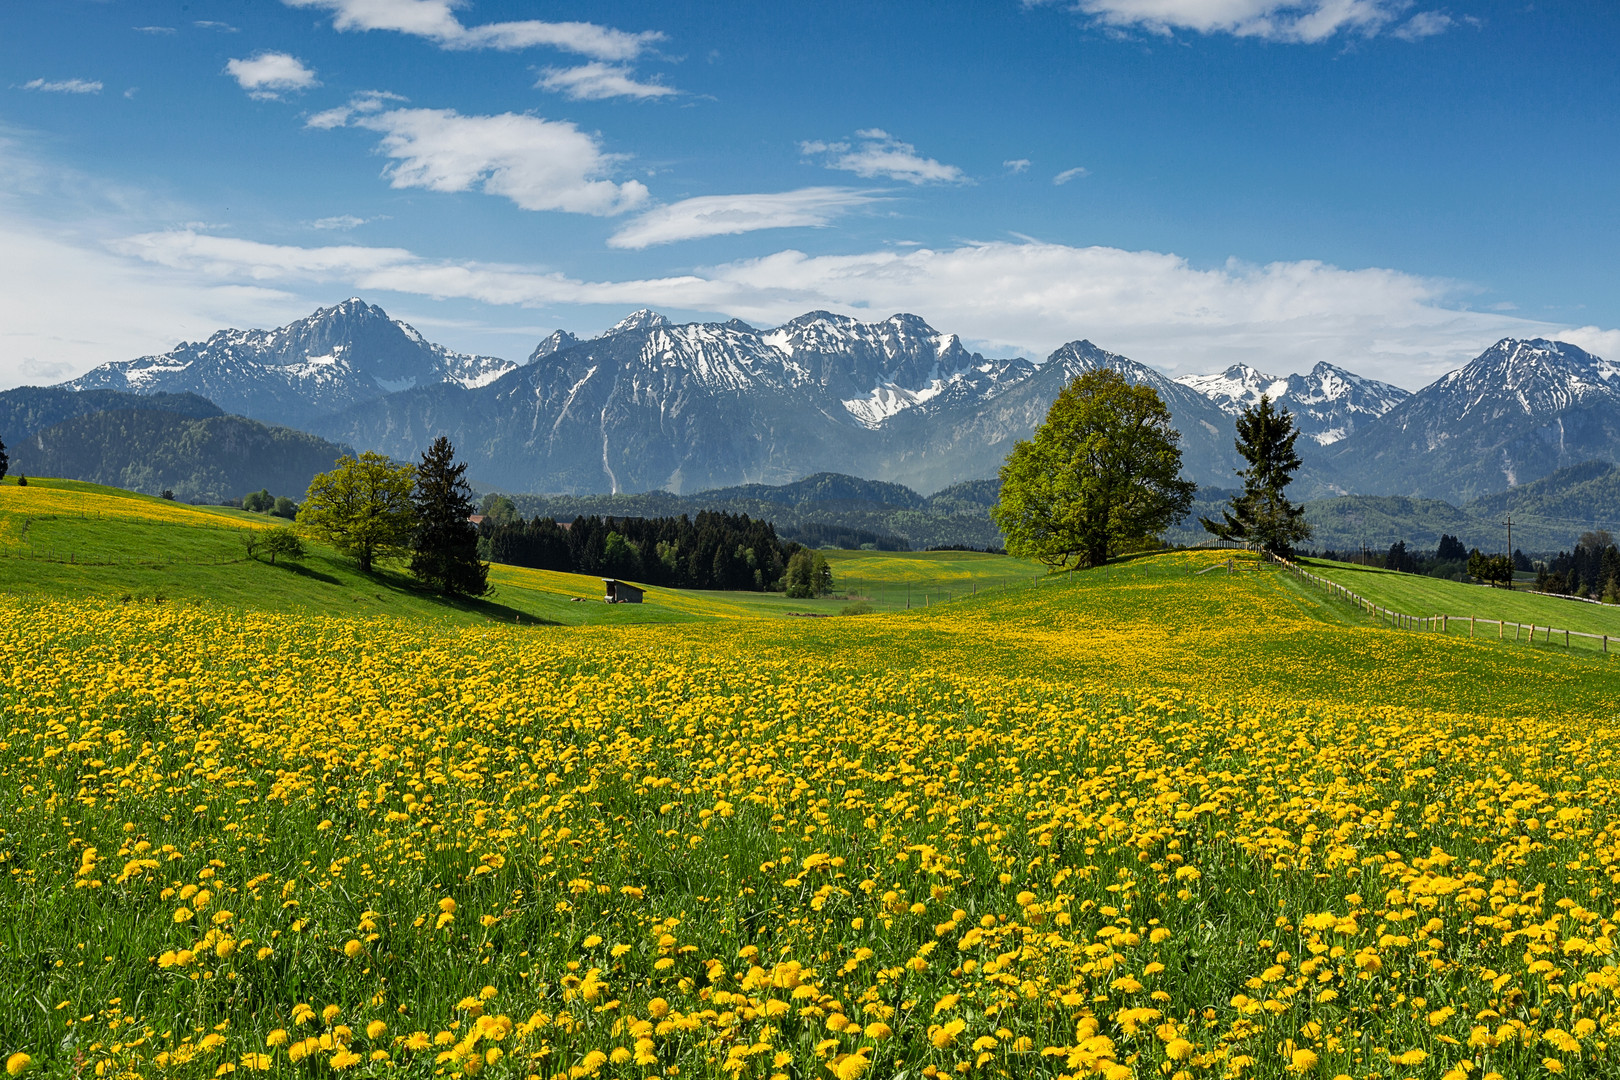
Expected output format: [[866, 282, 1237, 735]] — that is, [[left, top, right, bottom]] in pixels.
[[410, 436, 489, 597], [1201, 394, 1312, 554]]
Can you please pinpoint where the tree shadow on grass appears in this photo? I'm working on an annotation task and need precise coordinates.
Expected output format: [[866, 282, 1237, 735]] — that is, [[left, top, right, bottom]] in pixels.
[[273, 560, 343, 586], [365, 568, 561, 626]]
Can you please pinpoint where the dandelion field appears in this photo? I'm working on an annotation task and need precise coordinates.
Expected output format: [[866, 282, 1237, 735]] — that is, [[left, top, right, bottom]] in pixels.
[[5, 524, 1620, 1079]]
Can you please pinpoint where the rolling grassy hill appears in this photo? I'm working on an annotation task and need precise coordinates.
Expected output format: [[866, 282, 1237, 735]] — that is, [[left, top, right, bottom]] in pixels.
[[0, 475, 1045, 623]]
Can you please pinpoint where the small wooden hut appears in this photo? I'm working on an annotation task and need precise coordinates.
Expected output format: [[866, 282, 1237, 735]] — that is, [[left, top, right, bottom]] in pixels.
[[603, 579, 644, 604]]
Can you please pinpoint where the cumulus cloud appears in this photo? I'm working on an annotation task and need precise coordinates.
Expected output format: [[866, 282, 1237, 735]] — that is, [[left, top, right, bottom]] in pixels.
[[536, 63, 676, 101], [1004, 159, 1032, 173], [281, 0, 662, 59], [225, 53, 319, 99], [21, 78, 104, 94], [316, 104, 648, 215], [1050, 0, 1454, 43], [608, 188, 884, 249], [801, 130, 967, 185], [108, 230, 1612, 388], [1053, 166, 1089, 184]]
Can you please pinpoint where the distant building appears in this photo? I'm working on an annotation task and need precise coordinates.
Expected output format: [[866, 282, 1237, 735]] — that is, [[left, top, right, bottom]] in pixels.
[[467, 514, 487, 526], [603, 579, 644, 604]]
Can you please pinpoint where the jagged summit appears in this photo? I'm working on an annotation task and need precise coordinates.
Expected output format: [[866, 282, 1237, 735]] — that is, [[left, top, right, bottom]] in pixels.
[[66, 299, 521, 426], [605, 309, 673, 336], [1174, 360, 1408, 446]]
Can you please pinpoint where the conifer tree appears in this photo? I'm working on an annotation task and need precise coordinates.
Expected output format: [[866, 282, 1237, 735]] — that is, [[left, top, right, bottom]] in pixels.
[[410, 436, 488, 597], [1201, 394, 1312, 554], [0, 435, 8, 482]]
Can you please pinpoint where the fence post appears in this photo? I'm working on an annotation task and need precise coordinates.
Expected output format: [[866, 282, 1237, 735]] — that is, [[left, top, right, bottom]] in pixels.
[[1605, 634, 1609, 655], [1566, 628, 1570, 648], [1470, 616, 1474, 637]]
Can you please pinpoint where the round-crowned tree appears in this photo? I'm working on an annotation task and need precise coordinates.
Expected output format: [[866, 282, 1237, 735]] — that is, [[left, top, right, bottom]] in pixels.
[[993, 368, 1195, 568]]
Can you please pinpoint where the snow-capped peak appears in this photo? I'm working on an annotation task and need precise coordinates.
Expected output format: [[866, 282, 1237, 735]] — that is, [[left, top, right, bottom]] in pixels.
[[605, 309, 672, 336]]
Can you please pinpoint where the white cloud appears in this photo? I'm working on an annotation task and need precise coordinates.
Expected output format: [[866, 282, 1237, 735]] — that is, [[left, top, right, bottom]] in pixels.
[[305, 89, 406, 129], [194, 20, 240, 32], [320, 106, 648, 215], [1054, 0, 1453, 43], [281, 0, 662, 60], [108, 230, 1617, 388], [309, 214, 386, 230], [133, 26, 177, 34], [536, 63, 676, 101], [225, 53, 319, 99], [607, 188, 884, 249], [1053, 166, 1089, 184], [1393, 10, 1453, 39], [802, 130, 967, 185], [21, 78, 104, 94], [0, 218, 302, 389], [1004, 159, 1032, 173]]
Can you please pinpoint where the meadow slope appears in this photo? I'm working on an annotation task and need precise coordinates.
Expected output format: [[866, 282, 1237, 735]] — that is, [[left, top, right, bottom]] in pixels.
[[3, 489, 1619, 1080]]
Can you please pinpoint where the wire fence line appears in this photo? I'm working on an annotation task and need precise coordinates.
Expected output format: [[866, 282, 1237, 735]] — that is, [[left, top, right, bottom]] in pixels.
[[1263, 551, 1620, 656]]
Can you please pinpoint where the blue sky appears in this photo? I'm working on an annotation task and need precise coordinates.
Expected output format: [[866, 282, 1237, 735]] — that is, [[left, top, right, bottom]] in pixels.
[[2, 0, 1617, 389]]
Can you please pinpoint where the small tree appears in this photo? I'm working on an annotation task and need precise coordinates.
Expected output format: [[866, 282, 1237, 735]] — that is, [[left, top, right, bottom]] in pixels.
[[993, 369, 1195, 568], [410, 436, 488, 597], [298, 452, 417, 572], [1201, 395, 1312, 554], [812, 553, 833, 596], [480, 493, 519, 526], [1467, 549, 1514, 588], [160, 489, 176, 501], [785, 549, 815, 598], [0, 436, 9, 481], [243, 489, 274, 513], [261, 527, 306, 566], [272, 496, 297, 519]]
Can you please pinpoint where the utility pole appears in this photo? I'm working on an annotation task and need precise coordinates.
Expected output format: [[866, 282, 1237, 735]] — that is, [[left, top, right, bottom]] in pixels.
[[1502, 514, 1513, 590]]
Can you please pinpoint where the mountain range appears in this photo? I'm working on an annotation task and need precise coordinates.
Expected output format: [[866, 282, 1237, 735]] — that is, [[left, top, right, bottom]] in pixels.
[[65, 299, 517, 427], [42, 299, 1620, 508]]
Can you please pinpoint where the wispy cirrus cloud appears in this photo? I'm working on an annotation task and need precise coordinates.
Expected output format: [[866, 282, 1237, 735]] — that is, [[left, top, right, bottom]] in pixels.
[[312, 102, 648, 215], [1053, 166, 1089, 184], [608, 188, 884, 249], [801, 129, 967, 185], [282, 0, 663, 60], [21, 78, 104, 94], [1040, 0, 1456, 44], [536, 63, 676, 101], [225, 53, 319, 99]]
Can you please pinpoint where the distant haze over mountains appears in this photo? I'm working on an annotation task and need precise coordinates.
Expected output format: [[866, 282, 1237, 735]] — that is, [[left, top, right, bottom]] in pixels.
[[51, 301, 1620, 506]]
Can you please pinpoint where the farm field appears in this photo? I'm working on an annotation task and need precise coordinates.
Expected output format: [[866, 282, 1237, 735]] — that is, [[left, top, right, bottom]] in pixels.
[[4, 483, 1620, 1080], [1300, 556, 1620, 641]]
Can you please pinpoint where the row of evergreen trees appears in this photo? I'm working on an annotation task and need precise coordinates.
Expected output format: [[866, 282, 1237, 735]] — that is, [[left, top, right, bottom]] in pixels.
[[480, 511, 799, 591], [1536, 531, 1620, 600]]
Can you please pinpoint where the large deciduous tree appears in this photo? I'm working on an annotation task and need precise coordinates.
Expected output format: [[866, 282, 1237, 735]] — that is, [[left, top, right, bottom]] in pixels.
[[992, 369, 1196, 568], [411, 436, 489, 597], [1201, 394, 1312, 554], [297, 452, 417, 572]]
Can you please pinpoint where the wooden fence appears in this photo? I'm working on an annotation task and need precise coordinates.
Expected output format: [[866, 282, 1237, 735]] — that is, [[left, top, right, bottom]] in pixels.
[[1263, 552, 1618, 656]]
